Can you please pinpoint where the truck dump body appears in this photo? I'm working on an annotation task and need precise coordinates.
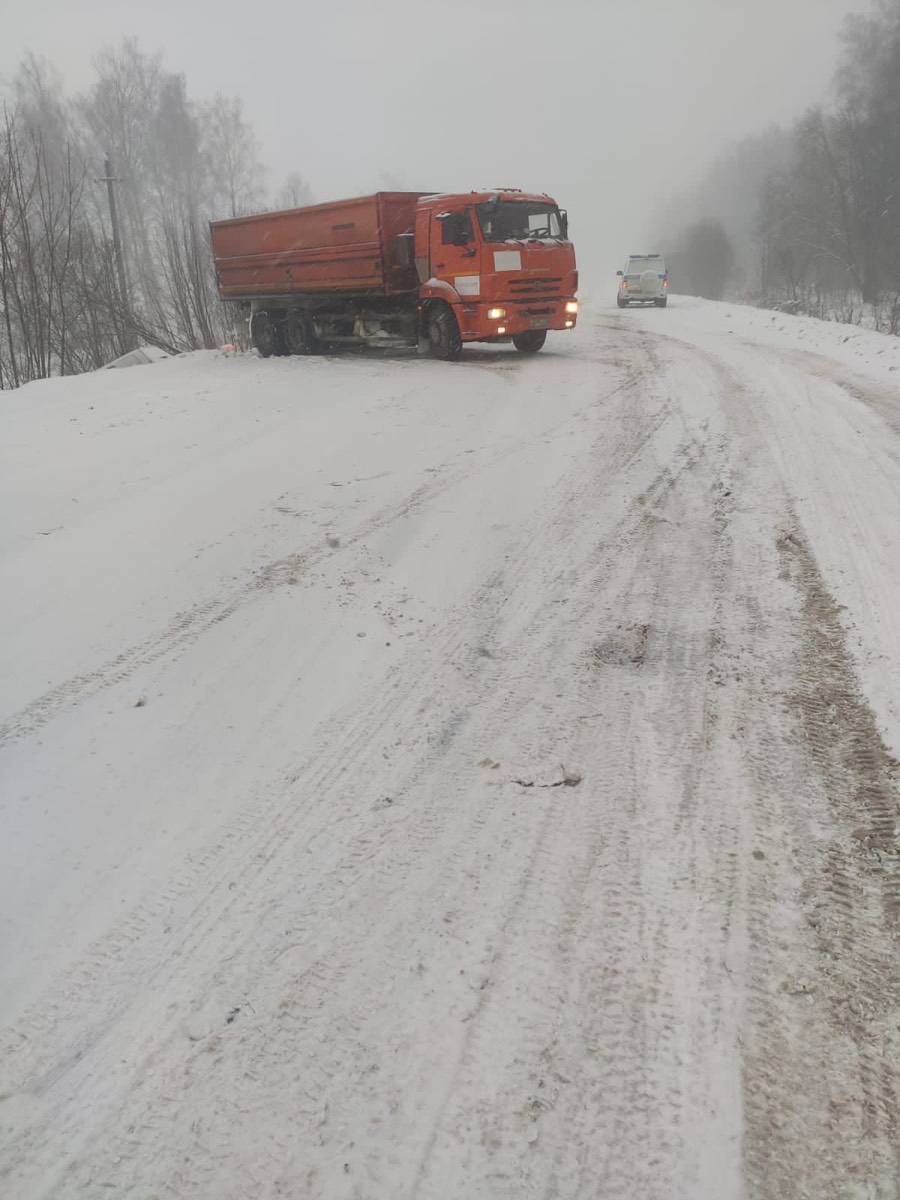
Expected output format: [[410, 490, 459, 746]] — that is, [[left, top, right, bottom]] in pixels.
[[210, 192, 427, 300]]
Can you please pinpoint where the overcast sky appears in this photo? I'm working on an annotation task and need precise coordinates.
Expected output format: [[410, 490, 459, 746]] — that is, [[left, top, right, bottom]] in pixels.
[[1, 0, 874, 278]]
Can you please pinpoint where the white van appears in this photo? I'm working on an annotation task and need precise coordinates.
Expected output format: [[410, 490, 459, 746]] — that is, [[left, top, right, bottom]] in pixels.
[[616, 254, 668, 307]]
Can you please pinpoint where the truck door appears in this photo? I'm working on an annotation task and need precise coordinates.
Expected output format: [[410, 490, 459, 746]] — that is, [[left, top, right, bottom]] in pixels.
[[432, 208, 480, 301]]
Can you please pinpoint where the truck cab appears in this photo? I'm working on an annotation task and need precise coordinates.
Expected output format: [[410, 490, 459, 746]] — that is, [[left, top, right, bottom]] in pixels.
[[415, 190, 579, 357]]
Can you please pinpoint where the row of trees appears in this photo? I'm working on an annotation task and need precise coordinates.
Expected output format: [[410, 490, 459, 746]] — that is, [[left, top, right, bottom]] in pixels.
[[661, 0, 900, 332], [759, 0, 900, 321], [664, 218, 736, 303], [1, 42, 312, 390]]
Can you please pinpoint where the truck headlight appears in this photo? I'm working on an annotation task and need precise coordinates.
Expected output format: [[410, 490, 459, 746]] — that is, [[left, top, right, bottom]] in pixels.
[[487, 307, 506, 320], [565, 301, 579, 314]]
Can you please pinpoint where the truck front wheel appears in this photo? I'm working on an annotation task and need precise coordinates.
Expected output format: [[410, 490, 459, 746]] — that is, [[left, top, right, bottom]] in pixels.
[[512, 330, 546, 354], [427, 304, 462, 361], [251, 313, 278, 357]]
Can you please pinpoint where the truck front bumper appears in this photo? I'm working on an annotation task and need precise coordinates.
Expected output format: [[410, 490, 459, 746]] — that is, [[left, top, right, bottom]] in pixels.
[[462, 298, 578, 341]]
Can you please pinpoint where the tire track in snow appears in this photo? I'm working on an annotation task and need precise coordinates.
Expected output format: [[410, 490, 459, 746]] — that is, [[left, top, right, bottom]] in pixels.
[[410, 424, 741, 1199], [737, 523, 900, 1199], [739, 340, 900, 442], [638, 330, 900, 1197]]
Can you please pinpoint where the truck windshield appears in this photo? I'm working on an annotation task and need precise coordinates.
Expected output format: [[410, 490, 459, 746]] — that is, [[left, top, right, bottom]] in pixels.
[[475, 201, 564, 243]]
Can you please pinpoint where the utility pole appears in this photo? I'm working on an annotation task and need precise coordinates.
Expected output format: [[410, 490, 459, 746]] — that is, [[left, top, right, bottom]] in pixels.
[[98, 154, 135, 350]]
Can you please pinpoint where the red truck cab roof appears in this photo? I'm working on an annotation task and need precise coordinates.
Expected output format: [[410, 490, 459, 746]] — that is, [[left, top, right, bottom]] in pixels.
[[419, 190, 559, 209]]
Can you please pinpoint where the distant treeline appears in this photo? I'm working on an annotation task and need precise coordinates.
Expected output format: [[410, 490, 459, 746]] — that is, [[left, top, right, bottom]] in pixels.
[[0, 40, 313, 389], [659, 0, 900, 333]]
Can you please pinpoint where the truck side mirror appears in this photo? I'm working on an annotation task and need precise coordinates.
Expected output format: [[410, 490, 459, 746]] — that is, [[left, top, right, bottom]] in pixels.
[[394, 232, 415, 268], [559, 209, 568, 238], [616, 270, 623, 276]]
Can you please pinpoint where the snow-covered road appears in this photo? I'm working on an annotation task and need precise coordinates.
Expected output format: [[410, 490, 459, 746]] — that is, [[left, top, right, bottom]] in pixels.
[[2, 300, 899, 1199]]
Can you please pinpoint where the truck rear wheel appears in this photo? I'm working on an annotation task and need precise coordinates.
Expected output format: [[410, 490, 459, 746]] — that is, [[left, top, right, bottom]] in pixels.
[[427, 304, 462, 361], [512, 330, 546, 354], [285, 311, 319, 355], [251, 313, 278, 358]]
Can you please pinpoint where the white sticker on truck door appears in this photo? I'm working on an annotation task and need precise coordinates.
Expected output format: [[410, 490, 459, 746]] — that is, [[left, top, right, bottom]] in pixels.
[[493, 251, 522, 272], [454, 275, 481, 296]]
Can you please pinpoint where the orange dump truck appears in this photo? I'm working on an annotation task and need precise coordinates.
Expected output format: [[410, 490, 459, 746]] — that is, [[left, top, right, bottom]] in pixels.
[[209, 190, 578, 360]]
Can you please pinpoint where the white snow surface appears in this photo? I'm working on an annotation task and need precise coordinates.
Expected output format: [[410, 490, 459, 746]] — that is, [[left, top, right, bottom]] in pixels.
[[2, 301, 899, 1198]]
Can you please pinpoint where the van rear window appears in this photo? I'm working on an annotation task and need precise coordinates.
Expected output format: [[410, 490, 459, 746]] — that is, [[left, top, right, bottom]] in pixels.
[[629, 258, 665, 273]]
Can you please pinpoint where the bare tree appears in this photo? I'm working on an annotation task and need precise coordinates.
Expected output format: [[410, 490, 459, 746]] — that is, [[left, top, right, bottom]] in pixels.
[[752, 0, 900, 323], [668, 219, 735, 301], [275, 171, 314, 212], [203, 94, 264, 218], [0, 102, 100, 384]]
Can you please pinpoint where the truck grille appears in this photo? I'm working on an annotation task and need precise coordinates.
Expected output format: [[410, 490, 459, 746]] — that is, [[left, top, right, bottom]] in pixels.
[[506, 276, 563, 298]]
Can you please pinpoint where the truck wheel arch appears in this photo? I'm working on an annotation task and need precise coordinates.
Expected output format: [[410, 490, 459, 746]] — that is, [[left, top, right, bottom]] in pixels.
[[419, 278, 461, 307]]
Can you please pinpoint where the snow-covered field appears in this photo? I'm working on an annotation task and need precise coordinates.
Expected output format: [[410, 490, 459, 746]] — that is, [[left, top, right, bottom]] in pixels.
[[2, 298, 898, 1199]]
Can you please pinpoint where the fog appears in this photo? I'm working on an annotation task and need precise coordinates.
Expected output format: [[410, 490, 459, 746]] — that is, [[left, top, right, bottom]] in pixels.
[[0, 0, 874, 281]]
